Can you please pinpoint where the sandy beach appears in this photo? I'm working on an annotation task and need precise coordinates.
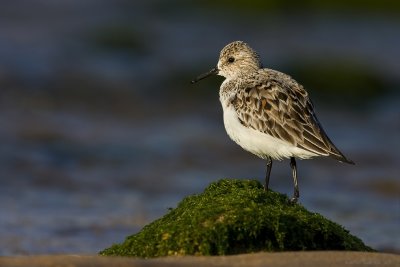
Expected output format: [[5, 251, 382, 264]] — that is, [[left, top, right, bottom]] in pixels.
[[1, 252, 399, 267]]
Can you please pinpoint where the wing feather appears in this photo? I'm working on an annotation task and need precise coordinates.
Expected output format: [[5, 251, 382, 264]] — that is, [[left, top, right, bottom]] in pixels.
[[232, 69, 353, 163]]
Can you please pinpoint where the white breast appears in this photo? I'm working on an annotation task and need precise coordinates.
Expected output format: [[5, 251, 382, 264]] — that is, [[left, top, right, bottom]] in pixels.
[[221, 102, 318, 160]]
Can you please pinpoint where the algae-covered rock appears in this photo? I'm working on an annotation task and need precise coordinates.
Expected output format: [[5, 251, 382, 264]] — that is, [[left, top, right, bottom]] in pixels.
[[100, 179, 373, 257]]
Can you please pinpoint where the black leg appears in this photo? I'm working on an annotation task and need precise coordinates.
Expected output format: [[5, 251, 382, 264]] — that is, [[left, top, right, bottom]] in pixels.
[[290, 157, 300, 203], [264, 156, 273, 191]]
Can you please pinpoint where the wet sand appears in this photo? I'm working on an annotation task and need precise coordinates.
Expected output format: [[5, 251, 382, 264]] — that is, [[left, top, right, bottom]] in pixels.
[[1, 252, 399, 267]]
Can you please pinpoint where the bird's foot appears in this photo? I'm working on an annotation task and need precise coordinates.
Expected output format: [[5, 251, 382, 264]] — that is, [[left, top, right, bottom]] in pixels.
[[289, 197, 298, 204]]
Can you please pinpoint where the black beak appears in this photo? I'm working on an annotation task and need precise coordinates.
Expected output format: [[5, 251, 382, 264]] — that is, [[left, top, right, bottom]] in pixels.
[[191, 67, 219, 84]]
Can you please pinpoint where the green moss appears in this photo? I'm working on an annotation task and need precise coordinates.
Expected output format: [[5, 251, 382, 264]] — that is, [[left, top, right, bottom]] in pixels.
[[100, 179, 374, 257]]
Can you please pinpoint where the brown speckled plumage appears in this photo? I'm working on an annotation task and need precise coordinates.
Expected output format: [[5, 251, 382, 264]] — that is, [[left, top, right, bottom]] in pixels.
[[229, 68, 353, 163]]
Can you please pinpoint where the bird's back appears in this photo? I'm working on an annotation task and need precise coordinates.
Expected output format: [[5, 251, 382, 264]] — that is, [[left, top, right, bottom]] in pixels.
[[231, 68, 354, 164]]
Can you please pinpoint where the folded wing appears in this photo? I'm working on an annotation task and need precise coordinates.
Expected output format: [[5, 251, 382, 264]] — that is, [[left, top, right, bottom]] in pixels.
[[232, 69, 354, 164]]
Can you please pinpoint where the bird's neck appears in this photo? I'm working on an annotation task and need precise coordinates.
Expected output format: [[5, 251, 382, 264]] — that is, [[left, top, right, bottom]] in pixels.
[[219, 78, 241, 106]]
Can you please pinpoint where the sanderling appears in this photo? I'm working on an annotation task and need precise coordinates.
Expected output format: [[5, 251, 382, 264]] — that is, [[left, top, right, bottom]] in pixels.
[[191, 41, 354, 203]]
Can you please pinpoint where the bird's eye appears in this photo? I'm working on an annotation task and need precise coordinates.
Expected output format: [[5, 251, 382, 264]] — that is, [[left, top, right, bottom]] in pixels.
[[228, 57, 235, 63]]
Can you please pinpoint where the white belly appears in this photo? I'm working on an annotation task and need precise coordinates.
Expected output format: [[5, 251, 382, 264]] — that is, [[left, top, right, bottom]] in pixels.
[[222, 104, 318, 160]]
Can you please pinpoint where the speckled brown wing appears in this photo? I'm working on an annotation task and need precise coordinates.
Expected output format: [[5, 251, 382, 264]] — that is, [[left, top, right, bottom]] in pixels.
[[232, 69, 353, 163]]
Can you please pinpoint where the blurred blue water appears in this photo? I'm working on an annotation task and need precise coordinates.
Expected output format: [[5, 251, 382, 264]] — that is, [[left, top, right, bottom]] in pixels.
[[0, 1, 399, 255]]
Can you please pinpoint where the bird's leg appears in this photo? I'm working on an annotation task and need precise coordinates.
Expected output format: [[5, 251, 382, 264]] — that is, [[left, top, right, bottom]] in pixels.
[[264, 156, 273, 191], [290, 157, 300, 203]]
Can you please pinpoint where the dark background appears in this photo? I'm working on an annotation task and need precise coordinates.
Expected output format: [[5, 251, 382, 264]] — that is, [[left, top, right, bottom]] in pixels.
[[0, 1, 399, 255]]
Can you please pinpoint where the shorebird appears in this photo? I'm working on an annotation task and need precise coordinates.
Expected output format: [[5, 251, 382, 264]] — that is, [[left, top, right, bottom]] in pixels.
[[191, 41, 354, 203]]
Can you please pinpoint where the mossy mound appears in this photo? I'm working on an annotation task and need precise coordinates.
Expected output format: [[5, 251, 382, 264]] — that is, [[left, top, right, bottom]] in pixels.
[[100, 179, 373, 257]]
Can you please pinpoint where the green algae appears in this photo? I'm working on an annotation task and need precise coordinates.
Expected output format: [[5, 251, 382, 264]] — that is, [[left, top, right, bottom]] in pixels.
[[100, 179, 374, 257]]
